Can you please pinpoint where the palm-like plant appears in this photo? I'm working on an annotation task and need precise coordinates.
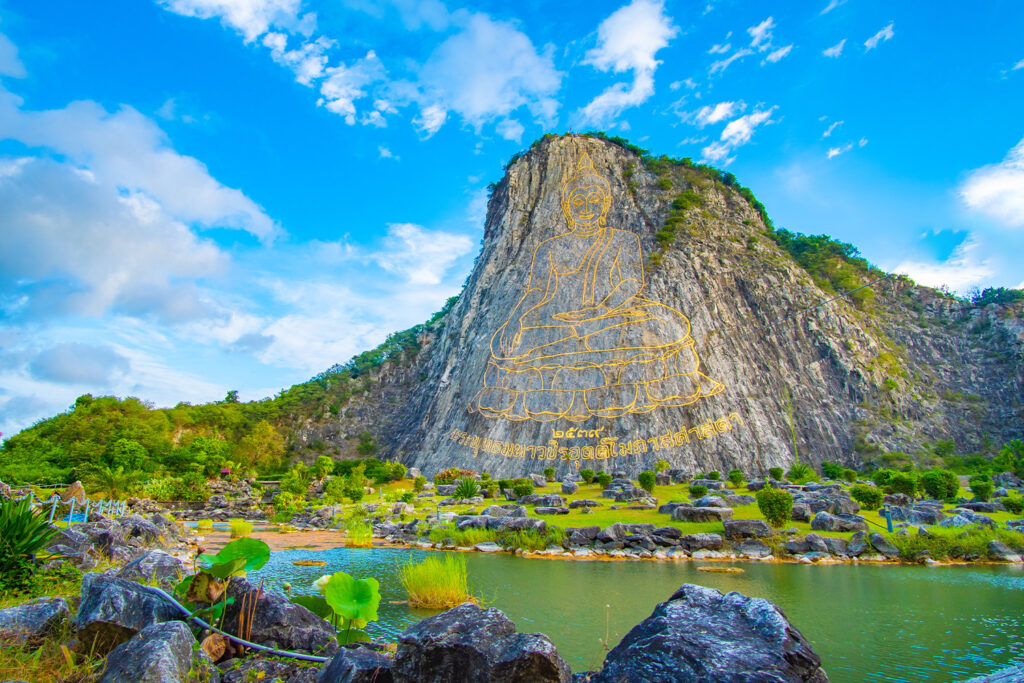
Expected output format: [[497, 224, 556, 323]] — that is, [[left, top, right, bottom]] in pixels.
[[0, 497, 60, 591], [86, 465, 145, 499], [454, 478, 481, 500]]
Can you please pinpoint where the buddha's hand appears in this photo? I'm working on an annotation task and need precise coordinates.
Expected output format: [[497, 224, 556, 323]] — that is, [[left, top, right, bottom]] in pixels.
[[553, 306, 602, 323], [500, 325, 524, 355]]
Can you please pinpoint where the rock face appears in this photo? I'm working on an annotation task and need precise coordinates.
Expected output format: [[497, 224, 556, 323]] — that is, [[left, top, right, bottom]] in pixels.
[[293, 134, 1024, 476], [392, 603, 570, 682], [76, 573, 181, 652], [116, 550, 186, 589], [592, 584, 828, 682], [0, 597, 69, 645], [98, 621, 213, 683], [317, 644, 394, 683], [221, 578, 336, 654]]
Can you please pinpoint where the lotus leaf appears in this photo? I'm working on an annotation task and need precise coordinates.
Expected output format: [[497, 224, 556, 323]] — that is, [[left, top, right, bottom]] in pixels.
[[198, 538, 270, 577], [324, 571, 380, 629]]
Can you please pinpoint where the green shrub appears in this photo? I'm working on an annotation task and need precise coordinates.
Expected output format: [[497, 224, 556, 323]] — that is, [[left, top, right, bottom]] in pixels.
[[768, 467, 784, 481], [890, 472, 918, 497], [841, 469, 857, 483], [0, 497, 61, 593], [638, 471, 656, 494], [920, 469, 959, 501], [968, 474, 993, 501], [543, 467, 556, 482], [756, 487, 794, 528], [872, 469, 897, 488], [497, 478, 514, 492], [821, 461, 843, 479], [706, 471, 721, 481], [786, 463, 815, 483], [727, 469, 744, 488], [579, 469, 595, 484], [413, 475, 426, 492], [654, 459, 670, 473], [480, 472, 492, 481], [1002, 496, 1024, 515], [850, 484, 883, 510], [484, 481, 499, 498], [512, 479, 534, 498], [454, 478, 481, 499], [597, 472, 613, 489], [435, 468, 477, 485], [688, 484, 708, 499]]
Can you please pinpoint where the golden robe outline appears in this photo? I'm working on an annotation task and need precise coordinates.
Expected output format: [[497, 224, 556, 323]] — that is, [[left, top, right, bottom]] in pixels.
[[472, 153, 724, 423]]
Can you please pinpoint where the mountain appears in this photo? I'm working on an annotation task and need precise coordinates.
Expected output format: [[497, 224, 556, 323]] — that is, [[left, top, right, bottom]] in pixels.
[[295, 134, 1024, 477]]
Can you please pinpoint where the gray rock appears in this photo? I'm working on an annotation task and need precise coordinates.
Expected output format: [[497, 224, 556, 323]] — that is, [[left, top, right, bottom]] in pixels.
[[223, 657, 317, 683], [530, 474, 549, 488], [724, 495, 756, 507], [475, 542, 504, 553], [722, 520, 772, 540], [561, 480, 579, 495], [657, 502, 690, 515], [76, 573, 180, 652], [693, 495, 729, 508], [596, 523, 627, 543], [962, 663, 1024, 682], [535, 507, 569, 515], [790, 503, 812, 523], [116, 550, 186, 589], [960, 501, 1004, 513], [0, 597, 69, 645], [938, 514, 974, 528], [869, 533, 899, 558], [408, 468, 422, 479], [810, 511, 867, 532], [672, 506, 733, 523], [823, 537, 849, 557], [952, 509, 998, 527], [692, 479, 725, 490], [569, 499, 601, 509], [987, 540, 1022, 562], [117, 515, 166, 547], [317, 644, 394, 683], [221, 578, 336, 654], [591, 584, 827, 682], [847, 531, 868, 556], [393, 603, 570, 682], [734, 539, 772, 558], [436, 485, 456, 496], [99, 621, 214, 683]]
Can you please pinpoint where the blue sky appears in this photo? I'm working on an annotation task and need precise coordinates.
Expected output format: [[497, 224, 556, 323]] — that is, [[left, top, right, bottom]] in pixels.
[[1, 0, 1022, 438]]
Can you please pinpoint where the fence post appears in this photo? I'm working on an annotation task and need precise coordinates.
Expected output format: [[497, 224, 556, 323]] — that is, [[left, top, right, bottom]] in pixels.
[[67, 498, 76, 526], [48, 497, 58, 523], [84, 499, 91, 522]]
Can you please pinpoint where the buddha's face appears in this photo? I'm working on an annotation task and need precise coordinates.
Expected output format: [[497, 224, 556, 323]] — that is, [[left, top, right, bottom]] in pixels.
[[564, 184, 610, 229]]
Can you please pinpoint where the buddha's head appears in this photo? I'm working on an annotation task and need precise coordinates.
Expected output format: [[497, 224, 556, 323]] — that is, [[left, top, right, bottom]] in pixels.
[[562, 154, 612, 231]]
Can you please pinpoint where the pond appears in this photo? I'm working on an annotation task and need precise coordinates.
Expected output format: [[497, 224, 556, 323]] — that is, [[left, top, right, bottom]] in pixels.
[[248, 548, 1024, 682]]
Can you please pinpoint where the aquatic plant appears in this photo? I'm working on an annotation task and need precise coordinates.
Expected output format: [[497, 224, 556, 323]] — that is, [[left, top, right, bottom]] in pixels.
[[756, 487, 793, 528], [399, 554, 474, 609], [345, 522, 374, 548], [294, 570, 381, 643], [228, 518, 253, 538], [196, 518, 214, 529], [427, 523, 498, 547], [888, 526, 1024, 562]]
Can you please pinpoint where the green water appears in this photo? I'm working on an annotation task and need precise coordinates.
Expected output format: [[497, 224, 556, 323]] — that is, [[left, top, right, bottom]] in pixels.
[[250, 548, 1024, 682]]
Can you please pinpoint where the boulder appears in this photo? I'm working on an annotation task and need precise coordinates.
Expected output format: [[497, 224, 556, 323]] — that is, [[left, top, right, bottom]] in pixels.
[[724, 495, 756, 507], [76, 573, 181, 652], [987, 540, 1022, 562], [672, 506, 733, 523], [869, 533, 899, 558], [951, 509, 997, 527], [408, 468, 422, 479], [810, 512, 866, 532], [530, 474, 549, 488], [317, 645, 394, 683], [733, 540, 772, 558], [535, 507, 570, 515], [496, 517, 546, 533], [392, 603, 570, 682], [591, 584, 827, 682], [938, 514, 974, 528], [693, 495, 729, 508], [117, 550, 186, 589], [847, 531, 868, 557], [0, 597, 69, 645], [117, 515, 166, 547], [436, 485, 456, 496], [61, 480, 87, 505], [823, 537, 849, 557], [692, 479, 724, 490], [657, 502, 690, 515], [98, 621, 214, 683], [960, 501, 1004, 513], [475, 542, 503, 553], [596, 523, 627, 543], [223, 657, 318, 683], [519, 494, 565, 507], [722, 520, 772, 540], [221, 578, 336, 654], [561, 481, 579, 495], [790, 504, 812, 523], [569, 499, 601, 509]]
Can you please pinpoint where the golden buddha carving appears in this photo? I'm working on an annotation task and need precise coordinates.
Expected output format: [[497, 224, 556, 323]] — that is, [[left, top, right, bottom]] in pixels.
[[472, 153, 724, 423]]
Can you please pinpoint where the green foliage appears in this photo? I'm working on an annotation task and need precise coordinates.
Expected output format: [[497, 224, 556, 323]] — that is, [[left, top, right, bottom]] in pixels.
[[294, 570, 382, 643], [454, 478, 481, 499], [756, 487, 794, 528], [821, 462, 843, 479], [399, 554, 473, 608], [971, 287, 1024, 306], [543, 467, 556, 482], [706, 470, 720, 481], [280, 465, 310, 496], [638, 471, 656, 494], [512, 480, 534, 498], [768, 467, 784, 481], [654, 459, 670, 473], [596, 472, 612, 489], [841, 468, 857, 483], [198, 538, 271, 579], [786, 463, 815, 484], [888, 526, 1024, 562], [890, 472, 918, 497], [727, 469, 744, 487], [850, 484, 883, 511], [413, 475, 426, 492], [968, 474, 994, 501], [0, 498, 60, 592], [579, 468, 595, 484], [85, 465, 145, 499], [228, 518, 253, 538], [314, 455, 334, 479], [435, 468, 477, 485], [768, 229, 879, 308], [428, 523, 498, 547], [496, 526, 566, 553], [355, 431, 378, 456], [344, 463, 367, 503], [1002, 496, 1024, 515], [920, 469, 959, 501], [872, 469, 898, 488], [497, 478, 514, 492], [993, 440, 1024, 477], [688, 484, 708, 499]]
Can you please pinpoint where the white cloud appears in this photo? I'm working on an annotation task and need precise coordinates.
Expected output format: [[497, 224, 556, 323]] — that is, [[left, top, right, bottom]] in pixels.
[[263, 32, 334, 85], [1013, 58, 1024, 71], [895, 235, 994, 292], [710, 49, 752, 74], [0, 28, 26, 78], [864, 22, 895, 51], [820, 0, 846, 14], [960, 136, 1024, 228], [827, 143, 852, 159], [823, 39, 846, 58], [417, 13, 561, 132], [578, 0, 677, 124], [859, 137, 868, 147], [317, 51, 386, 123], [692, 101, 744, 127], [747, 17, 775, 51], [344, 0, 451, 32], [701, 106, 777, 163], [670, 78, 698, 90], [708, 42, 731, 55], [29, 343, 130, 386], [762, 45, 793, 64], [378, 145, 397, 159], [159, 0, 308, 43], [496, 118, 525, 141], [373, 223, 474, 285], [822, 120, 843, 137], [0, 88, 279, 242]]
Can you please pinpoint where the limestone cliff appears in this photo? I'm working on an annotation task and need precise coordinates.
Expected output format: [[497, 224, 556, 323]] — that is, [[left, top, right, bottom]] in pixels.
[[295, 134, 1024, 477]]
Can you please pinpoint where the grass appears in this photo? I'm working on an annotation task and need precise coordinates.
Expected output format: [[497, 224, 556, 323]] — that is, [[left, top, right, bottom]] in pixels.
[[888, 526, 1024, 561], [399, 553, 475, 609], [428, 523, 499, 547], [345, 522, 374, 548], [195, 518, 214, 529], [0, 620, 106, 682], [228, 518, 253, 538]]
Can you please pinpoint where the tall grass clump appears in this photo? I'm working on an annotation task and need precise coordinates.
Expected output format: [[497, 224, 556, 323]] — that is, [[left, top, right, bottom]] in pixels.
[[346, 522, 374, 548], [196, 518, 214, 529], [888, 526, 1024, 561], [228, 518, 253, 538], [400, 554, 475, 609], [427, 523, 498, 547]]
